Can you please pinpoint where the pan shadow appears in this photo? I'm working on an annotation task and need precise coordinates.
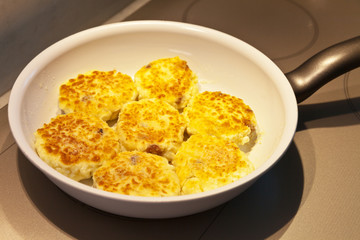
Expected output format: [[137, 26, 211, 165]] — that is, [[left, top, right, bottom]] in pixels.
[[16, 139, 304, 239], [297, 96, 360, 131]]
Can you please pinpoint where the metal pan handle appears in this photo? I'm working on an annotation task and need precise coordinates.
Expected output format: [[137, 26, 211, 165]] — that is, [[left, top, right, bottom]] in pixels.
[[285, 36, 360, 103]]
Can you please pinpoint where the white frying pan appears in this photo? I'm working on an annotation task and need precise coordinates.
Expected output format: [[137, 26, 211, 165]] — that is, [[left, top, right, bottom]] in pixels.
[[8, 21, 360, 218]]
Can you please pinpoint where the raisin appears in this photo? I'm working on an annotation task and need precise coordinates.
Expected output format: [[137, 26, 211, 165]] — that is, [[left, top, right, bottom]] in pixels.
[[145, 144, 162, 155]]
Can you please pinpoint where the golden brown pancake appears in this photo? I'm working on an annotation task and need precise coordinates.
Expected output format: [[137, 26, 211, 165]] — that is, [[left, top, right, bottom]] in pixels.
[[116, 98, 186, 161], [183, 91, 257, 146], [59, 70, 138, 121], [172, 134, 254, 195], [93, 151, 180, 197], [34, 112, 122, 181], [134, 56, 199, 109]]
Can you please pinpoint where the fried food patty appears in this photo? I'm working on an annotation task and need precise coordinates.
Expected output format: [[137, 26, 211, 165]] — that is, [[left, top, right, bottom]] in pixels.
[[59, 70, 138, 121], [116, 98, 186, 161], [134, 57, 199, 109], [34, 112, 121, 181], [93, 151, 180, 197], [183, 91, 257, 146], [172, 134, 254, 195]]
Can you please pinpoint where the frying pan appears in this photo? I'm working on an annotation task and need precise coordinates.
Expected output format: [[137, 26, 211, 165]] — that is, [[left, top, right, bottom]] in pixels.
[[8, 21, 360, 218]]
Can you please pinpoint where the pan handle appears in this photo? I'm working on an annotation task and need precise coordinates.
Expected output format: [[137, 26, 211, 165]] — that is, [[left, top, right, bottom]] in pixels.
[[285, 36, 360, 103]]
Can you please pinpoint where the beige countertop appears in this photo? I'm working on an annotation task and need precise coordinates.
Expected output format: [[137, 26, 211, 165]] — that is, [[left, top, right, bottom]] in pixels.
[[1, 0, 360, 239]]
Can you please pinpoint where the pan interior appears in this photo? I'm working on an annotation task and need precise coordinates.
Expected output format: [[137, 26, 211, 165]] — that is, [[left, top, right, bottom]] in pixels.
[[12, 22, 296, 202]]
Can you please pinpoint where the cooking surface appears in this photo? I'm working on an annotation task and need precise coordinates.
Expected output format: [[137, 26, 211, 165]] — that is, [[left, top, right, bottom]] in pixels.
[[1, 0, 360, 239]]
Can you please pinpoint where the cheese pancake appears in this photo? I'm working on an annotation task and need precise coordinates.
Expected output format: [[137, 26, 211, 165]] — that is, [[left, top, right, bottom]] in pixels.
[[34, 112, 121, 181], [134, 57, 199, 109], [59, 70, 138, 121], [116, 98, 186, 161], [183, 91, 257, 146], [172, 134, 254, 195], [93, 151, 180, 197]]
